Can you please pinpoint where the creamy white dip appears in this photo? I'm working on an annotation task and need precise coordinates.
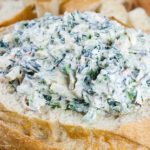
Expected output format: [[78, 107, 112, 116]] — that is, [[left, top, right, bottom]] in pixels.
[[0, 12, 150, 121]]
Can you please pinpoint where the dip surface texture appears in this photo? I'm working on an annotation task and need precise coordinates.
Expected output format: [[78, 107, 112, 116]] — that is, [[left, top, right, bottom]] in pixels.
[[0, 12, 150, 121]]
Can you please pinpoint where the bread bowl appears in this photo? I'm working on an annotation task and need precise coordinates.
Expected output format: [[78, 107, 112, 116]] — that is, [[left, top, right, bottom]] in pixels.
[[0, 11, 150, 149]]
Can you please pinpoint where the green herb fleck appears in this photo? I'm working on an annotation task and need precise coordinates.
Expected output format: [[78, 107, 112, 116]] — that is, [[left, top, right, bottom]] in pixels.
[[127, 89, 137, 102], [63, 64, 71, 75], [87, 68, 101, 80], [50, 102, 61, 108], [88, 34, 92, 39], [67, 99, 89, 113]]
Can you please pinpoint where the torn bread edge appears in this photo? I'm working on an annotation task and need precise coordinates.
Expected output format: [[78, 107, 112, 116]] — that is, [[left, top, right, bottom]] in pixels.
[[0, 4, 37, 28], [23, 0, 64, 17]]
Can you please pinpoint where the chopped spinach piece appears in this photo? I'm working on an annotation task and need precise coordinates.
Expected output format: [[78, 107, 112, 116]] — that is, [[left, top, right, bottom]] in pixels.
[[146, 79, 150, 87], [50, 102, 61, 108], [132, 68, 140, 78], [108, 100, 122, 112], [0, 40, 8, 49], [84, 75, 91, 85], [22, 60, 41, 74], [43, 94, 52, 102], [100, 56, 106, 61], [88, 34, 92, 39], [67, 99, 89, 113], [87, 67, 101, 80], [22, 22, 29, 27]]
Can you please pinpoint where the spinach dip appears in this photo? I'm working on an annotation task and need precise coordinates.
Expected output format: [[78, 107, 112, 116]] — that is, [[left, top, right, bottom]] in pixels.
[[0, 12, 150, 121]]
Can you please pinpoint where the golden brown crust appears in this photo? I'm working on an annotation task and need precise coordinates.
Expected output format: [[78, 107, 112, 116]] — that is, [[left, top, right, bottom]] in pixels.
[[60, 0, 101, 14], [0, 103, 149, 150], [119, 0, 139, 11], [117, 118, 150, 149], [0, 121, 59, 150], [0, 4, 37, 28], [109, 16, 133, 28], [60, 124, 149, 149], [137, 0, 150, 16]]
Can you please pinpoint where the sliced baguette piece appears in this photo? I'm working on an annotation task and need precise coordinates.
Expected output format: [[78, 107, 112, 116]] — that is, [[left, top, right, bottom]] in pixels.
[[0, 0, 37, 28], [23, 0, 60, 17], [35, 0, 60, 17], [99, 0, 129, 24], [60, 0, 101, 14], [128, 7, 150, 33]]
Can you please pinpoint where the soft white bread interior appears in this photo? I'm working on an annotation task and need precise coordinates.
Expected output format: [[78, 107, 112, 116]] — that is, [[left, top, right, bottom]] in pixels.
[[99, 0, 129, 24], [0, 0, 37, 27], [35, 0, 60, 17], [128, 7, 150, 33]]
